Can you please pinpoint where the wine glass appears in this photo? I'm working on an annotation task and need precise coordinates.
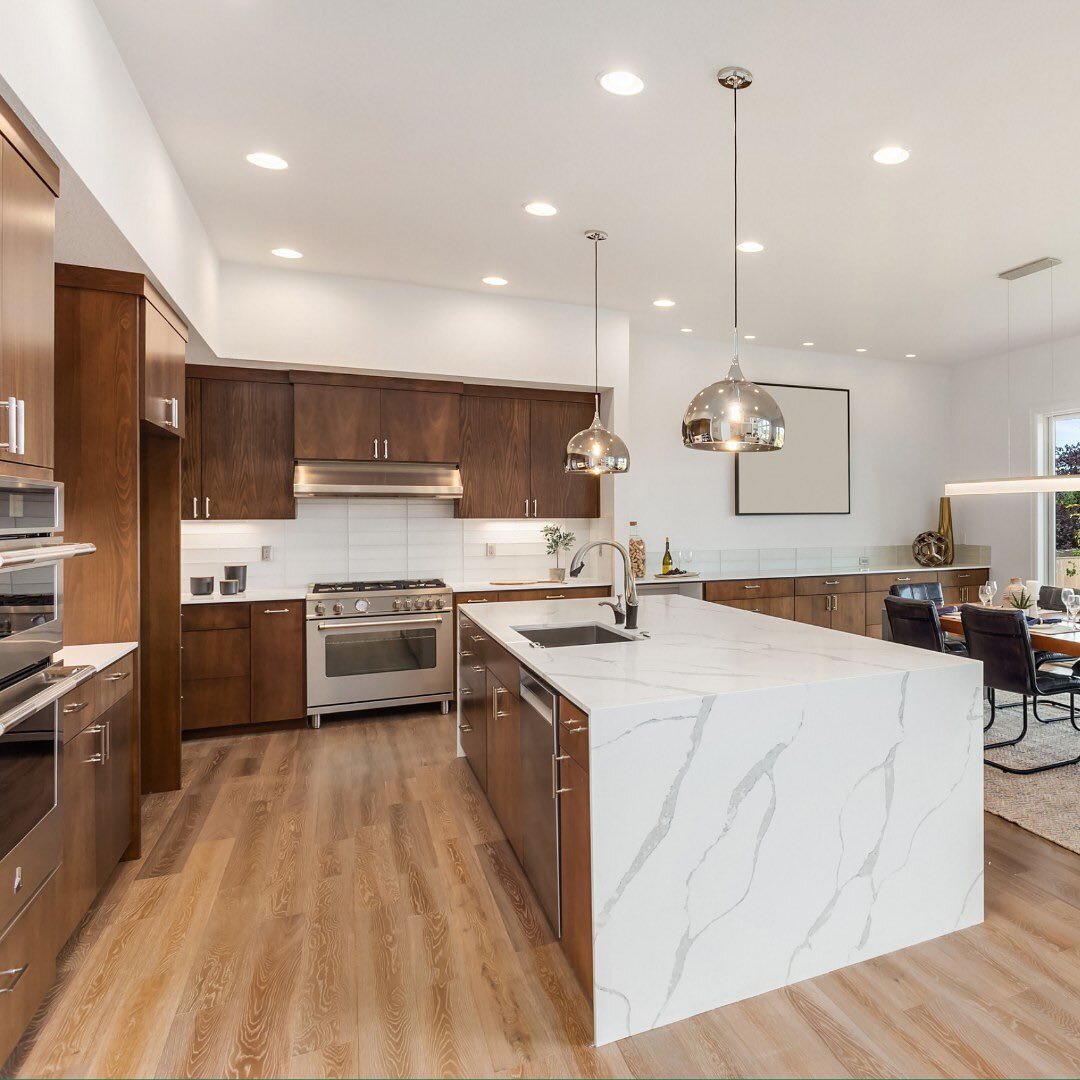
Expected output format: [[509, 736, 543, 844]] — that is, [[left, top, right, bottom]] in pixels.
[[985, 580, 998, 606], [978, 583, 992, 606], [1067, 592, 1080, 627], [679, 548, 695, 573]]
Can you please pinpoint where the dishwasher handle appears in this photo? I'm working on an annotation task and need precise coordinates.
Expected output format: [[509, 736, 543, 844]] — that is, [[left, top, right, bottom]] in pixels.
[[519, 670, 556, 723]]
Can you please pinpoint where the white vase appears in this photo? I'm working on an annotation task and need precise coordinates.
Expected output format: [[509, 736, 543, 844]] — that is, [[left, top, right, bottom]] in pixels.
[[549, 567, 566, 582]]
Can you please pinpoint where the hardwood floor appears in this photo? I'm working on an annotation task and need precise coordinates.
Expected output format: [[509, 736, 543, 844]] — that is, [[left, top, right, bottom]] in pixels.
[[8, 708, 1080, 1079]]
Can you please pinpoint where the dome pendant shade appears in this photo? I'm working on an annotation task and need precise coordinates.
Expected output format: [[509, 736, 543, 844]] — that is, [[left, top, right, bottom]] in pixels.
[[566, 407, 630, 475], [682, 357, 785, 452]]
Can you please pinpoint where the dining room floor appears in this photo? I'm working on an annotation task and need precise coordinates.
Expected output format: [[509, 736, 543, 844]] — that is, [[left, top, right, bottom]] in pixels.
[[5, 708, 1080, 1079]]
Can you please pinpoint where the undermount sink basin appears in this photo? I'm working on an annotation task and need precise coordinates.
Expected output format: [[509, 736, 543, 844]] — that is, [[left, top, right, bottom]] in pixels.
[[513, 622, 639, 648]]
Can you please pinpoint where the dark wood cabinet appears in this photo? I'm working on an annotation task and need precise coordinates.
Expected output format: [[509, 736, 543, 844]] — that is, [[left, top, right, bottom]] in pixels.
[[141, 301, 186, 435], [95, 696, 135, 887], [794, 591, 865, 634], [485, 671, 522, 859], [293, 382, 460, 464], [184, 377, 295, 520], [718, 596, 795, 619], [0, 137, 56, 469], [459, 673, 488, 790], [58, 722, 100, 942], [558, 752, 592, 998], [251, 603, 305, 724], [459, 393, 599, 519], [529, 399, 599, 519]]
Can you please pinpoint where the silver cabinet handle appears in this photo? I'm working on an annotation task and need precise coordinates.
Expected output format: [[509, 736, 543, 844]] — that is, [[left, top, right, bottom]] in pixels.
[[459, 687, 473, 696], [263, 608, 290, 614], [0, 963, 29, 994], [0, 396, 16, 451], [895, 576, 911, 583], [524, 499, 530, 518], [563, 720, 588, 734], [63, 701, 88, 714], [16, 399, 24, 454], [459, 649, 474, 658], [458, 722, 472, 734], [164, 396, 179, 428], [823, 579, 839, 585], [373, 438, 379, 460], [192, 497, 199, 519], [743, 583, 762, 589], [204, 497, 210, 518], [104, 720, 111, 762], [384, 438, 389, 459], [545, 594, 565, 599], [464, 598, 488, 603], [85, 723, 105, 764], [552, 753, 571, 797], [104, 670, 130, 682], [533, 498, 537, 517]]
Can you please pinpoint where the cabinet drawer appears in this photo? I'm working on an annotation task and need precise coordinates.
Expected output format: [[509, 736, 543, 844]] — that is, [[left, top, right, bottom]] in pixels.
[[458, 654, 487, 699], [717, 597, 795, 620], [96, 654, 135, 713], [795, 575, 866, 596], [455, 592, 498, 607], [181, 677, 250, 731], [862, 569, 937, 591], [501, 587, 610, 602], [558, 698, 589, 772], [0, 874, 58, 1065], [938, 568, 989, 588], [459, 618, 493, 668], [181, 602, 250, 630], [182, 628, 250, 680], [705, 578, 794, 602], [486, 638, 520, 698], [60, 675, 98, 744]]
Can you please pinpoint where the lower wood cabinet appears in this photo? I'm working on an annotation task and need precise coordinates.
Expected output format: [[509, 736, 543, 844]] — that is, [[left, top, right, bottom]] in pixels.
[[458, 667, 487, 790], [558, 698, 592, 998], [182, 601, 305, 732], [715, 596, 795, 619], [485, 671, 522, 859]]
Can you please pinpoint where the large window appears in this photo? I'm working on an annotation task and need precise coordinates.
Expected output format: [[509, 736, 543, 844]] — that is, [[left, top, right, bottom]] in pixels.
[[1048, 412, 1080, 586]]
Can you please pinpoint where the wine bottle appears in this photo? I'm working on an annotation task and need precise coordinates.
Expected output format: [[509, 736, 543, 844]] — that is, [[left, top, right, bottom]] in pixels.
[[662, 537, 673, 575]]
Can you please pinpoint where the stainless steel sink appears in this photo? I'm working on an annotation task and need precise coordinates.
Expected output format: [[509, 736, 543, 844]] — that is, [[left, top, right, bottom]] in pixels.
[[513, 623, 638, 648]]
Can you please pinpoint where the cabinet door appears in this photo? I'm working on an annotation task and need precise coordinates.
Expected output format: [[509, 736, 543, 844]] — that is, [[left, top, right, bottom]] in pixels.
[[485, 674, 522, 859], [58, 723, 101, 945], [96, 694, 134, 887], [141, 301, 186, 435], [181, 377, 201, 520], [529, 399, 600, 519], [558, 754, 592, 998], [380, 389, 460, 463], [940, 586, 963, 607], [832, 592, 867, 636], [0, 137, 55, 468], [199, 379, 295, 520], [294, 384, 380, 461], [459, 395, 530, 518], [251, 603, 305, 723], [794, 594, 832, 628], [459, 676, 488, 790]]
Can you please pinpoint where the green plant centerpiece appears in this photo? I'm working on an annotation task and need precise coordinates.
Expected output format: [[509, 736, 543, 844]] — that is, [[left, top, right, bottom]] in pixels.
[[542, 524, 576, 581], [1006, 587, 1035, 611]]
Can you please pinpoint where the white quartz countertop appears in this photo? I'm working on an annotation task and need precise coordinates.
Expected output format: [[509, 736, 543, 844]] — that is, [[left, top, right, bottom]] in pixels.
[[182, 586, 308, 605], [447, 577, 611, 593], [636, 562, 988, 585], [460, 593, 972, 715], [57, 641, 138, 672]]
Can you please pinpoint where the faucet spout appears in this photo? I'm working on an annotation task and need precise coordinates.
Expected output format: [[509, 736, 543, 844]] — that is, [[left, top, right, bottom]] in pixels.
[[568, 540, 640, 629]]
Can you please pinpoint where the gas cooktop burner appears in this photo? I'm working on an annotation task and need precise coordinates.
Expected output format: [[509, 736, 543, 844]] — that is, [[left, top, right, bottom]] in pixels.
[[310, 578, 447, 594]]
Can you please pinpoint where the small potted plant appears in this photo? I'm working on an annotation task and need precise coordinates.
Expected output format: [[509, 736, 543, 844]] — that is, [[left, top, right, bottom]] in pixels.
[[1006, 587, 1035, 612], [542, 524, 576, 581]]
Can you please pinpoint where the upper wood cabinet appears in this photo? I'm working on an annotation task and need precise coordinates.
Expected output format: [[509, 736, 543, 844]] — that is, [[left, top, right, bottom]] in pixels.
[[183, 376, 295, 520], [141, 301, 186, 435], [293, 381, 461, 463], [458, 393, 600, 519], [0, 128, 58, 470]]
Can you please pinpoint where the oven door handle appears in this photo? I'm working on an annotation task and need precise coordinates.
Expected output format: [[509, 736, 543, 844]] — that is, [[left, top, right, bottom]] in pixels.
[[315, 616, 445, 631], [0, 542, 97, 569]]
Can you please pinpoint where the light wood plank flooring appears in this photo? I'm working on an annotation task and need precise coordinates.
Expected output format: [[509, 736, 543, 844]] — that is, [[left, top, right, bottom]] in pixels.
[[7, 708, 1080, 1078]]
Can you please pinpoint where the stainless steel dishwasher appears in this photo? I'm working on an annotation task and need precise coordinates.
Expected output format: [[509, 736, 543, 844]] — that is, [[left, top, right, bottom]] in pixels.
[[518, 668, 561, 936]]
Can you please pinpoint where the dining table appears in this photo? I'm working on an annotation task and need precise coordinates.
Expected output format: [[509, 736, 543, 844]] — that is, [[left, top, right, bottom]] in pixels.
[[939, 607, 1080, 658]]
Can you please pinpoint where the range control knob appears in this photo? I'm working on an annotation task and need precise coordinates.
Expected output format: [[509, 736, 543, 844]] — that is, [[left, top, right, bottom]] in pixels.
[[314, 602, 326, 616], [435, 597, 445, 610], [393, 598, 403, 611], [425, 597, 434, 610], [332, 603, 343, 615], [412, 597, 423, 610]]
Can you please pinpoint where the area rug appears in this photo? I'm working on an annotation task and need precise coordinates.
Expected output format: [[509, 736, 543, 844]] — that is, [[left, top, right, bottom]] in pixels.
[[983, 689, 1080, 855]]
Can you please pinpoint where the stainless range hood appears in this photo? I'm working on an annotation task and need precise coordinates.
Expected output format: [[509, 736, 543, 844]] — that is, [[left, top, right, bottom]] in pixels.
[[293, 460, 463, 499]]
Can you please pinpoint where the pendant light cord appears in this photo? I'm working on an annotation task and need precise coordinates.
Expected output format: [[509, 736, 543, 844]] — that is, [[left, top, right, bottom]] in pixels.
[[594, 235, 600, 414], [733, 77, 738, 345]]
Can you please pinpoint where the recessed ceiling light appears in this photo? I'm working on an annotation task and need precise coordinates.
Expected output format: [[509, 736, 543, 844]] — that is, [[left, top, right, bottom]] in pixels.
[[679, 327, 693, 333], [271, 247, 303, 259], [246, 151, 288, 170], [905, 353, 917, 358], [744, 334, 756, 340], [481, 276, 508, 286], [736, 240, 764, 253], [872, 145, 910, 165], [653, 298, 675, 308], [524, 201, 558, 217], [802, 341, 815, 347], [855, 347, 867, 353], [598, 70, 645, 96]]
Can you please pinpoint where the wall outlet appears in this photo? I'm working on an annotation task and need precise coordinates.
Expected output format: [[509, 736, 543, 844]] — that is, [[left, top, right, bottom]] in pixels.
[[485, 543, 496, 557], [858, 555, 870, 568], [261, 545, 273, 562]]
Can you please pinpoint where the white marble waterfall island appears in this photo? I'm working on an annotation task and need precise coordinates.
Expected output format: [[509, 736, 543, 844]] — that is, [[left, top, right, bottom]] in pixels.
[[458, 594, 985, 1046]]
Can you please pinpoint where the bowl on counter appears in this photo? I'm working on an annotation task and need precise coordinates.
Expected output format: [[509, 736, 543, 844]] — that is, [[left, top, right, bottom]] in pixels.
[[219, 579, 240, 596], [189, 576, 214, 596]]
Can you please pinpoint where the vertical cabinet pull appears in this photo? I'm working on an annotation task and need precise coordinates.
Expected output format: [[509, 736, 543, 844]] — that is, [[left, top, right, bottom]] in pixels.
[[552, 753, 571, 797], [373, 438, 379, 460], [192, 496, 199, 518], [0, 396, 15, 452], [84, 723, 105, 764], [16, 399, 24, 455], [383, 438, 389, 460], [204, 496, 210, 519], [524, 499, 530, 518]]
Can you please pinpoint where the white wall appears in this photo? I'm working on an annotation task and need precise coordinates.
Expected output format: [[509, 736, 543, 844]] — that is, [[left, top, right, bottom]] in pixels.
[[0, 0, 221, 346], [622, 334, 955, 557]]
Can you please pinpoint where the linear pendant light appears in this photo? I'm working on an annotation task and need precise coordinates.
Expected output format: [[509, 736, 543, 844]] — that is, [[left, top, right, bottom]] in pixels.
[[682, 66, 784, 453], [944, 257, 1064, 496], [565, 231, 630, 476]]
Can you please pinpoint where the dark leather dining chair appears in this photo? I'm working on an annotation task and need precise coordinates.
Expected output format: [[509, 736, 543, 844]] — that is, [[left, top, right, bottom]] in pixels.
[[1039, 585, 1066, 611], [960, 604, 1080, 774], [889, 582, 945, 604], [884, 596, 966, 655]]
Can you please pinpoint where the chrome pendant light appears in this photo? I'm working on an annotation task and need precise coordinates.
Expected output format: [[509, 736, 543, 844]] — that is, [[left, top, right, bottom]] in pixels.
[[682, 67, 785, 453], [566, 230, 630, 475]]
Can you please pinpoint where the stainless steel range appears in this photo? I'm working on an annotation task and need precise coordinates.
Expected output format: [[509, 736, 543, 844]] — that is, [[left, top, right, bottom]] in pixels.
[[305, 578, 454, 726]]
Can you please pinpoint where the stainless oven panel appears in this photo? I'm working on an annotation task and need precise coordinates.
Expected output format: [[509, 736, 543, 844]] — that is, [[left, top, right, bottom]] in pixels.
[[306, 613, 452, 710], [0, 478, 61, 538], [0, 563, 61, 686]]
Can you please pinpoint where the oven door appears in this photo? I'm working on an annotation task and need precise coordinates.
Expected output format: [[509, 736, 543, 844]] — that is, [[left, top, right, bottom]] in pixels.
[[0, 562, 61, 686], [0, 700, 59, 933], [307, 613, 451, 709]]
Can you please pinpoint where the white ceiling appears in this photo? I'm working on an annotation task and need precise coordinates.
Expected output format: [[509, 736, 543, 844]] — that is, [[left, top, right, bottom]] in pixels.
[[94, 0, 1080, 364]]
